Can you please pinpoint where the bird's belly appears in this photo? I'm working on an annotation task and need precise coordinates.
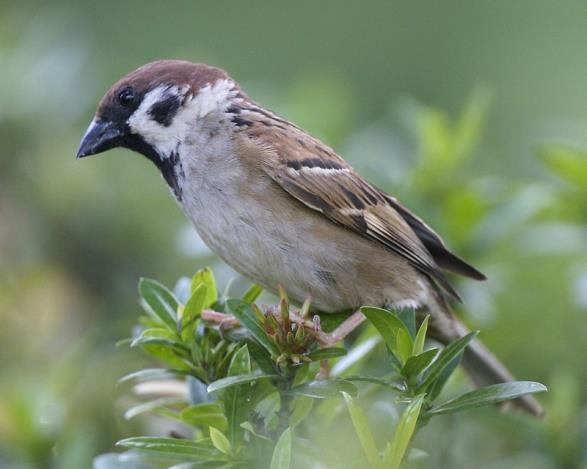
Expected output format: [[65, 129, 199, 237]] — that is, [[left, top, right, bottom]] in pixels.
[[180, 179, 428, 312]]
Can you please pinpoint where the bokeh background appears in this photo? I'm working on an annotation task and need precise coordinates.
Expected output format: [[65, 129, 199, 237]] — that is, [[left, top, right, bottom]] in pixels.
[[1, 1, 586, 467]]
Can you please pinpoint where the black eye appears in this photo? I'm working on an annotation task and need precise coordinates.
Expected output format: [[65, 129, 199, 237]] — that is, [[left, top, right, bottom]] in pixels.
[[117, 87, 136, 107]]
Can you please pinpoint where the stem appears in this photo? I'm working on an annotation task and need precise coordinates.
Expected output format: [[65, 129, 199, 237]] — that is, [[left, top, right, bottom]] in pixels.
[[275, 367, 295, 439]]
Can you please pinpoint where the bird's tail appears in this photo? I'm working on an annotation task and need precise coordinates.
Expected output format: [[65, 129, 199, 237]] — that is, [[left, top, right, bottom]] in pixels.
[[425, 296, 544, 417]]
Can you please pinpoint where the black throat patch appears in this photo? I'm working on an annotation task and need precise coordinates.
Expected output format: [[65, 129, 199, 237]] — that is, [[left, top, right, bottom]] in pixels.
[[157, 150, 184, 201]]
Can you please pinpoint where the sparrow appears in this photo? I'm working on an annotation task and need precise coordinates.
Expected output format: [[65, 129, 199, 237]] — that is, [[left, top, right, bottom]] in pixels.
[[77, 60, 542, 415]]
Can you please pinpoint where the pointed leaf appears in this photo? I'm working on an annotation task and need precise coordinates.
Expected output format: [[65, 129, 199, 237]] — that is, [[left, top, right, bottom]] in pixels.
[[395, 328, 413, 364], [181, 284, 207, 342], [181, 403, 228, 431], [344, 375, 404, 392], [287, 380, 357, 399], [227, 299, 279, 356], [223, 345, 252, 448], [417, 332, 478, 397], [207, 373, 278, 393], [401, 348, 439, 381], [396, 307, 416, 338], [306, 347, 347, 361], [247, 340, 276, 375], [412, 315, 429, 356], [138, 278, 179, 331], [270, 428, 292, 469], [361, 307, 413, 364], [242, 284, 264, 304], [130, 329, 190, 369], [209, 427, 232, 455], [343, 392, 383, 469], [191, 268, 217, 307], [240, 422, 273, 442], [117, 437, 220, 459], [131, 336, 190, 355], [383, 395, 425, 469], [428, 381, 547, 415]]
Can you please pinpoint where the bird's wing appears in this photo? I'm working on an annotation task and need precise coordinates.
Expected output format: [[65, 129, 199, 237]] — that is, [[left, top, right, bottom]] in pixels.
[[236, 111, 481, 300]]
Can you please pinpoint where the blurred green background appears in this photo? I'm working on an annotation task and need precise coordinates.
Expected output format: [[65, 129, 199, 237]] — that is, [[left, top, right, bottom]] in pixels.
[[1, 1, 586, 467]]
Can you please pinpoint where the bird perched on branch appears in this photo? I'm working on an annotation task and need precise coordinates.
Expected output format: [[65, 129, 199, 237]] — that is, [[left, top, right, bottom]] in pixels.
[[77, 60, 542, 416]]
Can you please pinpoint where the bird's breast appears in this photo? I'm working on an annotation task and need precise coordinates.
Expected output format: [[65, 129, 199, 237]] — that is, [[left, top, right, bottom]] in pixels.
[[175, 149, 429, 312]]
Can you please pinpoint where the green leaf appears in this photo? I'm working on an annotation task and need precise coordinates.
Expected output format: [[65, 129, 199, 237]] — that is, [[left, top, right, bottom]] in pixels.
[[124, 397, 184, 420], [240, 422, 272, 442], [119, 368, 187, 384], [270, 428, 292, 469], [361, 307, 413, 364], [130, 329, 190, 369], [395, 328, 413, 365], [344, 375, 404, 392], [289, 396, 314, 428], [223, 345, 252, 448], [209, 427, 232, 455], [287, 380, 358, 399], [181, 403, 228, 431], [117, 437, 220, 459], [412, 315, 429, 356], [138, 278, 179, 331], [181, 284, 207, 342], [538, 144, 587, 188], [226, 299, 279, 356], [396, 307, 416, 338], [306, 347, 347, 361], [207, 373, 278, 393], [131, 335, 189, 354], [383, 395, 425, 469], [428, 381, 547, 415], [247, 341, 276, 375], [343, 392, 383, 469], [417, 332, 478, 398], [191, 267, 218, 307], [401, 348, 439, 381], [242, 284, 264, 304]]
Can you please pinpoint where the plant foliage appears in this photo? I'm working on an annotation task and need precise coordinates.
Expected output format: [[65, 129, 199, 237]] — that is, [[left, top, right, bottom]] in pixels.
[[97, 268, 546, 468]]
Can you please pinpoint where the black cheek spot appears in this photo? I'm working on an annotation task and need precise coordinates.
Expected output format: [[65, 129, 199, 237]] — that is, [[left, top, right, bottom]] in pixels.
[[148, 95, 181, 127]]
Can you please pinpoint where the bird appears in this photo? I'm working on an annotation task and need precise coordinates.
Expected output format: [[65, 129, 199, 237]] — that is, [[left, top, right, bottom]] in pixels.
[[77, 59, 542, 416]]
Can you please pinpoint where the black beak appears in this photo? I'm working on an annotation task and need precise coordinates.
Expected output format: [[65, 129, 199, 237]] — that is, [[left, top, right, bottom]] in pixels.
[[76, 119, 124, 159]]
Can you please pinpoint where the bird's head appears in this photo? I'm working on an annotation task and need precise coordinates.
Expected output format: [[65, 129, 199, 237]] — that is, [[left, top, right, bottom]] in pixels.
[[76, 60, 240, 165]]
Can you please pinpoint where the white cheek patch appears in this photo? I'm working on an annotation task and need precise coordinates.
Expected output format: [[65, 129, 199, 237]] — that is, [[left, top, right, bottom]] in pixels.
[[127, 80, 238, 159], [127, 85, 183, 158]]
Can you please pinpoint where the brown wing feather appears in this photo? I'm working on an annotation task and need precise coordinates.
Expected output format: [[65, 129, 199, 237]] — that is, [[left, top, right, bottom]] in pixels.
[[236, 106, 482, 300]]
